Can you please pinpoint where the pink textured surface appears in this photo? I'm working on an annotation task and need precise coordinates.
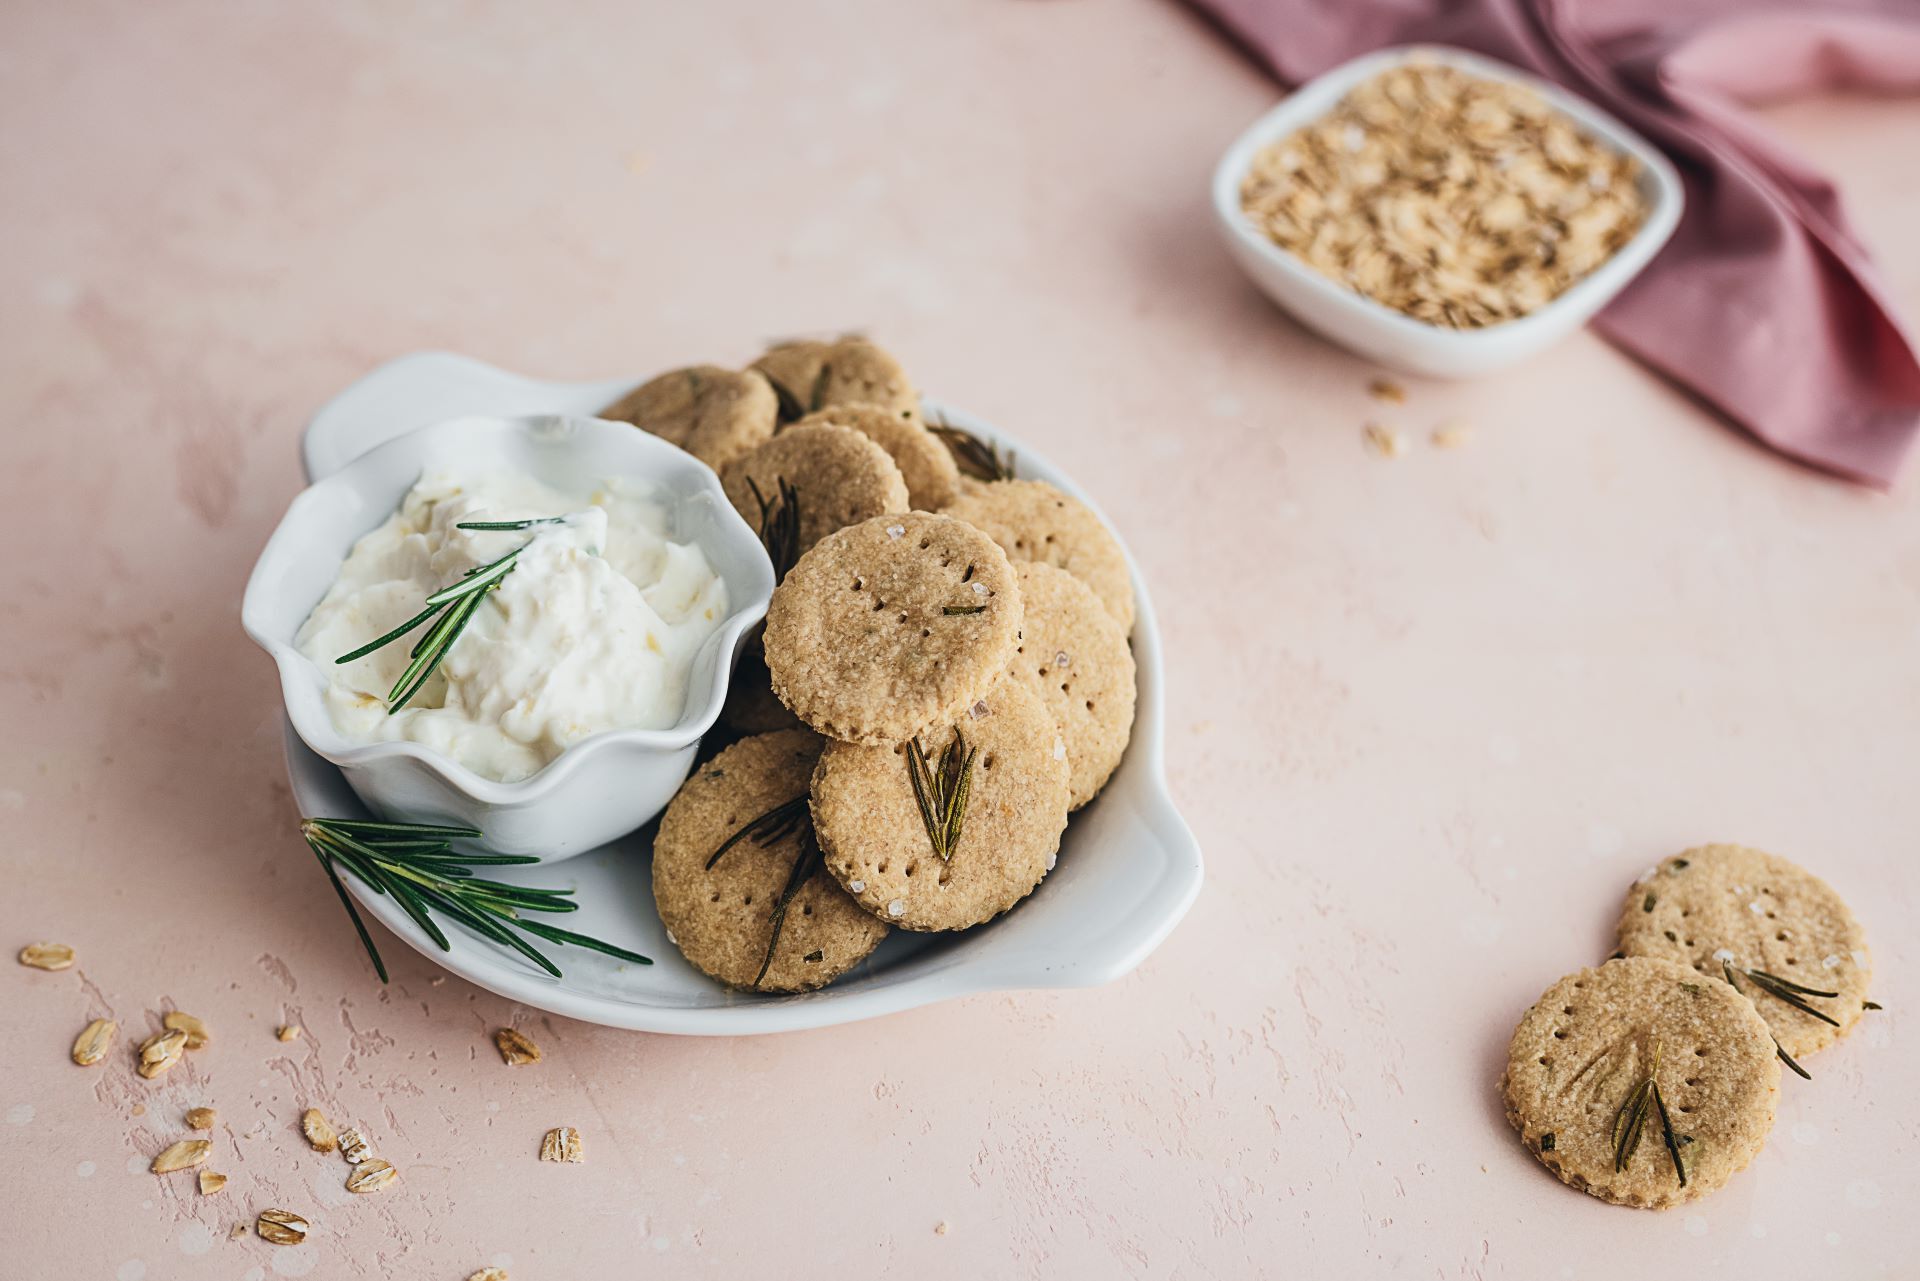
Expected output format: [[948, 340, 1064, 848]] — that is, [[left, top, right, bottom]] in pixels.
[[1, 2, 1914, 1277]]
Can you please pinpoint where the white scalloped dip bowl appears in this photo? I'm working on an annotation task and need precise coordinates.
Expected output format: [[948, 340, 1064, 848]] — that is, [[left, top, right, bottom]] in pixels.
[[269, 353, 1203, 1034], [242, 413, 776, 859]]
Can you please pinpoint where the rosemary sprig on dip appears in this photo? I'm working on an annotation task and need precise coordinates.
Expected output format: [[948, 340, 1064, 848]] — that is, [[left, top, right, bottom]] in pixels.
[[333, 517, 563, 713], [1610, 1042, 1688, 1187], [1719, 958, 1841, 1080], [705, 796, 819, 988], [927, 413, 1016, 482], [906, 732, 976, 862], [747, 477, 802, 580], [300, 817, 651, 983]]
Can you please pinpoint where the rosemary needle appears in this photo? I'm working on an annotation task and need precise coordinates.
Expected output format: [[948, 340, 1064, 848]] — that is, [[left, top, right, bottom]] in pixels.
[[1610, 1042, 1687, 1187], [706, 796, 819, 989], [927, 414, 1016, 482], [301, 816, 650, 983], [747, 476, 801, 580]]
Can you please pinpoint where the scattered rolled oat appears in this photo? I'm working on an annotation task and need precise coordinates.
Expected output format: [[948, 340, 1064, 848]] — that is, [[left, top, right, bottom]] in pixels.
[[198, 1170, 227, 1196], [1367, 377, 1407, 404], [185, 1107, 217, 1131], [71, 1018, 116, 1067], [136, 1027, 189, 1080], [275, 1024, 302, 1042], [228, 1223, 247, 1241], [539, 1127, 584, 1164], [18, 942, 75, 971], [1431, 420, 1473, 449], [1363, 423, 1406, 459], [162, 1011, 210, 1050], [338, 1127, 372, 1163], [300, 1108, 339, 1153], [256, 1209, 308, 1246], [346, 1158, 398, 1194], [467, 1270, 510, 1281], [494, 1027, 542, 1066], [934, 1221, 950, 1236], [1241, 60, 1646, 329], [150, 1139, 211, 1174]]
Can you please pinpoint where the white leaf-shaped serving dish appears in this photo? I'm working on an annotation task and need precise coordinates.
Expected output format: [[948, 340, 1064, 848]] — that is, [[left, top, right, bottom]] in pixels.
[[276, 352, 1202, 1034]]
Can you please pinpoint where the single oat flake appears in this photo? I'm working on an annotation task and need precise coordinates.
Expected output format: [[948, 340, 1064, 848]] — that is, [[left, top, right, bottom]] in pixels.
[[136, 1027, 189, 1080], [346, 1158, 399, 1194], [185, 1106, 217, 1131], [198, 1170, 228, 1196], [71, 1018, 116, 1067], [1431, 421, 1473, 450], [338, 1127, 372, 1163], [540, 1127, 584, 1164], [162, 1011, 211, 1050], [276, 1024, 302, 1042], [256, 1209, 308, 1246], [468, 1269, 510, 1281], [18, 942, 75, 971], [151, 1139, 212, 1174], [301, 1108, 339, 1153], [1363, 424, 1407, 459], [494, 1027, 542, 1066]]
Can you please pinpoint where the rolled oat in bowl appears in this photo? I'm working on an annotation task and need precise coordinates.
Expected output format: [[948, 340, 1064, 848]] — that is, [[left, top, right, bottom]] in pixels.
[[1239, 59, 1648, 329]]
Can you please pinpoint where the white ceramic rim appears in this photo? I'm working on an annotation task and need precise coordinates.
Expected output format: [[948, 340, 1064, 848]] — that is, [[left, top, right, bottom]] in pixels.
[[1210, 43, 1686, 349], [242, 414, 776, 805], [276, 353, 1204, 1034]]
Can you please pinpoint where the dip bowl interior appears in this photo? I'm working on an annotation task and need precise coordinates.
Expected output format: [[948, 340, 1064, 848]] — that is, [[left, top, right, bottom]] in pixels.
[[241, 414, 776, 859]]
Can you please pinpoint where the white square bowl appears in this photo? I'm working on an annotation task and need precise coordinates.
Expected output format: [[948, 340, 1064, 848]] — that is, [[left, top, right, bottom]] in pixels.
[[1211, 45, 1684, 378]]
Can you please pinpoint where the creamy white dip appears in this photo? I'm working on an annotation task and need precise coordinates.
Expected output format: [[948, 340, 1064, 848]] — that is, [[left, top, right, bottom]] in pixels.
[[295, 470, 728, 782]]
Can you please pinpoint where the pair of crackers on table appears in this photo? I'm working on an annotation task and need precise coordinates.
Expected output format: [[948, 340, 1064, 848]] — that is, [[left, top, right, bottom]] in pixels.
[[599, 337, 1136, 992]]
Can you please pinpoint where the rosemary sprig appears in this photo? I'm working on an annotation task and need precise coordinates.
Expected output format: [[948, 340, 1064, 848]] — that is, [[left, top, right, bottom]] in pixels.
[[1611, 1042, 1687, 1187], [334, 521, 561, 712], [942, 605, 987, 615], [747, 476, 802, 580], [300, 817, 651, 983], [706, 796, 820, 989], [906, 731, 976, 862], [767, 374, 808, 424], [927, 413, 1016, 482], [1720, 959, 1839, 1080]]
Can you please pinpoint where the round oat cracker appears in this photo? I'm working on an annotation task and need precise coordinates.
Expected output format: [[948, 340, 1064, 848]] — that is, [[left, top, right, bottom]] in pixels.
[[1616, 844, 1872, 1059], [1502, 957, 1779, 1210], [1010, 562, 1135, 809], [602, 365, 777, 471], [793, 405, 960, 511], [652, 730, 886, 992], [764, 511, 1023, 746], [811, 672, 1070, 931], [749, 337, 920, 424], [722, 423, 910, 563], [943, 479, 1135, 633]]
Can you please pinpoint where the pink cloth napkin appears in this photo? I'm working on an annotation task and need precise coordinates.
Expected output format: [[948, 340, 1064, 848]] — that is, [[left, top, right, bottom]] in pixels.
[[1192, 0, 1920, 487]]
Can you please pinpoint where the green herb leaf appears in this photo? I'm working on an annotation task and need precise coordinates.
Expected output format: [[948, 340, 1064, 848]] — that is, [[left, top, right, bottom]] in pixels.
[[1611, 1043, 1685, 1186], [942, 605, 987, 615], [927, 414, 1016, 482], [704, 796, 820, 990]]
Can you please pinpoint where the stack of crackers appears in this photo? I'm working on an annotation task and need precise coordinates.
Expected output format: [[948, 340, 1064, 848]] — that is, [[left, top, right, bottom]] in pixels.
[[601, 336, 1138, 992], [1503, 844, 1876, 1209]]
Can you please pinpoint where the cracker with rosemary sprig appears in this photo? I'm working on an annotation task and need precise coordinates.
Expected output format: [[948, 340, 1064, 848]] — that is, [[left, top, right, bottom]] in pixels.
[[652, 730, 886, 992], [1617, 844, 1873, 1064], [602, 365, 777, 470], [811, 672, 1069, 931], [722, 423, 908, 565], [1502, 957, 1779, 1210]]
